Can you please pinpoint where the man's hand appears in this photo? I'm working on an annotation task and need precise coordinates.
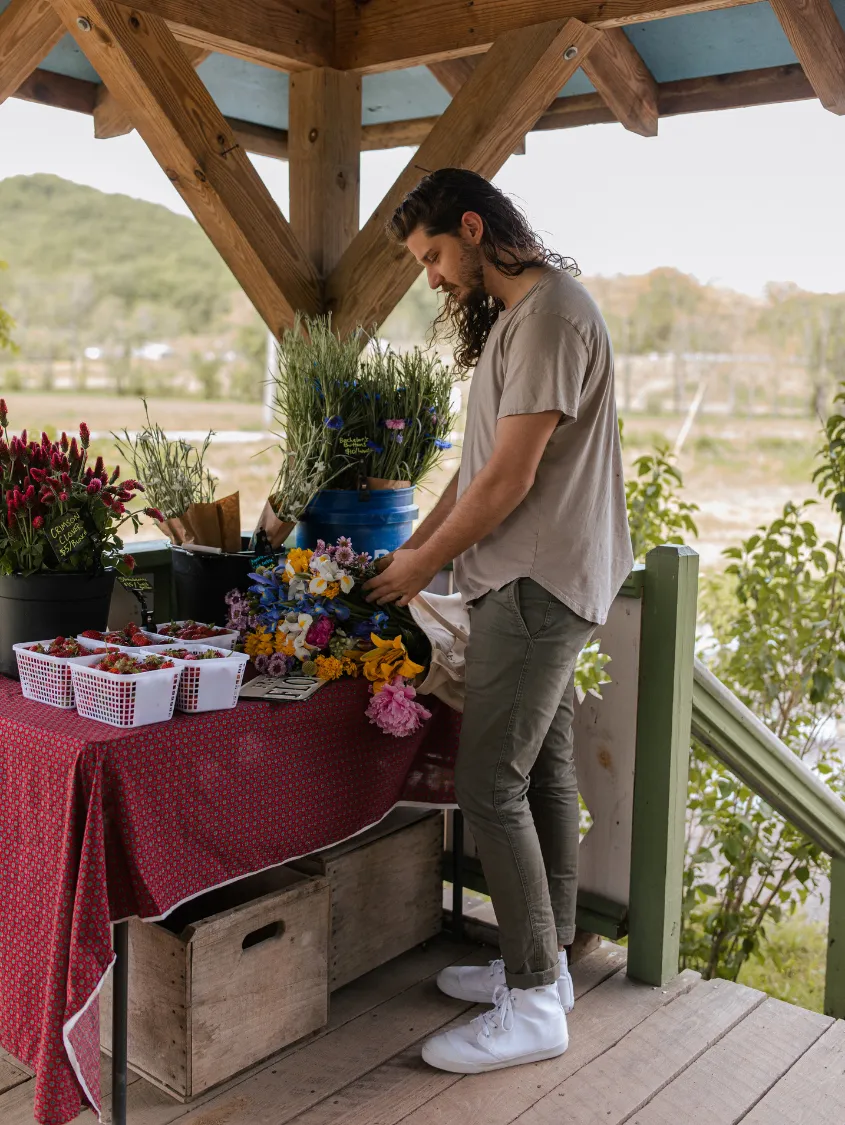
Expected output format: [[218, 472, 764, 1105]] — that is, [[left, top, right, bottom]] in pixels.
[[363, 549, 437, 607]]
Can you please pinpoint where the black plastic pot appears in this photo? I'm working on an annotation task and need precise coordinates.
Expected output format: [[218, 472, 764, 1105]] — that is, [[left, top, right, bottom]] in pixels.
[[170, 546, 260, 626], [0, 569, 116, 678]]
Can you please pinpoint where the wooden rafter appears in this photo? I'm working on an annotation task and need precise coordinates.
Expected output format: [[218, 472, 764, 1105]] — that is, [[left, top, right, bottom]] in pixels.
[[326, 18, 601, 337], [333, 0, 759, 74], [124, 0, 330, 71], [581, 28, 659, 136], [289, 69, 362, 277], [94, 44, 210, 140], [769, 0, 845, 115], [0, 0, 64, 106], [48, 0, 320, 334], [427, 58, 479, 97]]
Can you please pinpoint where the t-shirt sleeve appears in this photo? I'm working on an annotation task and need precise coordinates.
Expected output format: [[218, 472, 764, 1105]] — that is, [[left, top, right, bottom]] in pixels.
[[497, 312, 588, 423]]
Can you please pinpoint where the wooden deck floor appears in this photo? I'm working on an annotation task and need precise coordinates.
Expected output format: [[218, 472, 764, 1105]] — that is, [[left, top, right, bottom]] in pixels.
[[2, 937, 844, 1125]]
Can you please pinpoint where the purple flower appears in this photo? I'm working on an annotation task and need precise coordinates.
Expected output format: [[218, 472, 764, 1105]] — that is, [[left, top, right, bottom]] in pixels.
[[384, 419, 406, 430], [433, 438, 452, 450], [335, 546, 355, 566], [267, 652, 289, 677], [324, 416, 344, 431], [356, 551, 372, 568], [306, 616, 336, 648], [367, 440, 384, 454], [254, 654, 270, 673]]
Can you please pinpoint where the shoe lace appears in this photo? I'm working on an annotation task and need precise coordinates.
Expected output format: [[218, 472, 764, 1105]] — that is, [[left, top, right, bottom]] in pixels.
[[488, 958, 504, 978], [475, 985, 516, 1039]]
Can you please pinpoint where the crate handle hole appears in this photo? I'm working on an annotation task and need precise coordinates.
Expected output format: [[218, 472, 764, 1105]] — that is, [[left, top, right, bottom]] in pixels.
[[242, 920, 285, 950]]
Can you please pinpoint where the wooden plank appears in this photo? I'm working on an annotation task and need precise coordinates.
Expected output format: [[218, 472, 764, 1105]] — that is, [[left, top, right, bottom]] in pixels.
[[627, 545, 699, 986], [0, 1051, 139, 1124], [627, 997, 831, 1125], [515, 979, 766, 1124], [769, 0, 845, 115], [360, 970, 699, 1125], [327, 17, 602, 338], [120, 0, 331, 71], [14, 67, 97, 114], [49, 0, 321, 335], [581, 28, 659, 136], [93, 44, 209, 140], [0, 0, 65, 106], [229, 117, 289, 160], [285, 942, 628, 1125], [289, 68, 362, 278], [0, 1054, 30, 1096], [334, 0, 759, 74], [740, 1018, 845, 1125], [428, 58, 479, 97], [656, 63, 815, 117], [94, 937, 484, 1124], [825, 854, 845, 1018]]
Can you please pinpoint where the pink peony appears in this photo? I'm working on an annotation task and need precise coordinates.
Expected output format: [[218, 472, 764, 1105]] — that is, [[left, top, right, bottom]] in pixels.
[[365, 677, 431, 738], [306, 615, 335, 648]]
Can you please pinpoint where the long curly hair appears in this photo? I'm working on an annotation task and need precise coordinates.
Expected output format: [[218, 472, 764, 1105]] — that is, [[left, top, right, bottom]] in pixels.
[[387, 168, 578, 371]]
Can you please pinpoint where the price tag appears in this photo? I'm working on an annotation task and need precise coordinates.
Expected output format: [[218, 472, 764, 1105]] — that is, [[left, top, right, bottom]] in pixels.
[[339, 433, 370, 457], [119, 575, 153, 593], [45, 510, 91, 561]]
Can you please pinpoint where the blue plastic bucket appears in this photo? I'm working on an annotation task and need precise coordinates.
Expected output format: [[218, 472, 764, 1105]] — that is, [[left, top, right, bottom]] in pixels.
[[296, 487, 418, 559]]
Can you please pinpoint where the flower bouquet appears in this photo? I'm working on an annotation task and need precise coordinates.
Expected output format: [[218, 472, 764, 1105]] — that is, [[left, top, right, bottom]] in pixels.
[[113, 400, 241, 553], [227, 537, 433, 737]]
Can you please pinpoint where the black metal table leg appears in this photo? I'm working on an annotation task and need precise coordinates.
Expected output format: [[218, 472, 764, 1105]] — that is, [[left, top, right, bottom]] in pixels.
[[452, 810, 465, 939], [111, 921, 129, 1125]]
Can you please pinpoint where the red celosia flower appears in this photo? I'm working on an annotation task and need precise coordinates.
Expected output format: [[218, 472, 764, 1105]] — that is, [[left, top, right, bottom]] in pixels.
[[32, 516, 44, 530], [87, 478, 102, 495], [79, 422, 90, 449], [112, 501, 126, 515], [94, 456, 105, 477], [144, 507, 165, 522], [123, 554, 136, 571], [0, 399, 7, 428], [110, 465, 121, 484], [19, 429, 26, 445]]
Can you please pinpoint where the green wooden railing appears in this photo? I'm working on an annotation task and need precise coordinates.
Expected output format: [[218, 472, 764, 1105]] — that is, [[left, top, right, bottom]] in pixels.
[[692, 658, 845, 1019]]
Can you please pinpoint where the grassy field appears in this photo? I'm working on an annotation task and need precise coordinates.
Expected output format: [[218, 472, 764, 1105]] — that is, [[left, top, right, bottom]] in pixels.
[[0, 391, 828, 562]]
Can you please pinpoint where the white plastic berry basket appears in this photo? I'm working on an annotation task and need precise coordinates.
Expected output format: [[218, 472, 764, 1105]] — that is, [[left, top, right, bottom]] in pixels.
[[165, 644, 250, 713], [70, 657, 181, 728], [155, 621, 239, 651], [13, 643, 105, 710]]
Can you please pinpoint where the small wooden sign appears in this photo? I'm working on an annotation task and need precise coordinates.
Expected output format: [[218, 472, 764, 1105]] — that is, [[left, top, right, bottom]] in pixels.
[[119, 575, 153, 593], [45, 510, 91, 561]]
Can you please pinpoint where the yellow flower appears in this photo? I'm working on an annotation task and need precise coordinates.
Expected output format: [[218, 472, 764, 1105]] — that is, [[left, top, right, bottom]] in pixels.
[[341, 656, 360, 678], [245, 627, 273, 658], [359, 634, 424, 684], [314, 655, 344, 681], [285, 547, 312, 575], [323, 582, 340, 600]]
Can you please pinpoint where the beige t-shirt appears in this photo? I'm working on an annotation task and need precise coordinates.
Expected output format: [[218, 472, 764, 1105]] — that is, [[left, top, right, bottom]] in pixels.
[[453, 267, 633, 625]]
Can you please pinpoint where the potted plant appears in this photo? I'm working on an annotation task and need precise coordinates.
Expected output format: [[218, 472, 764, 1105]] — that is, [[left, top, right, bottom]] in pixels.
[[270, 315, 457, 558], [0, 400, 162, 677]]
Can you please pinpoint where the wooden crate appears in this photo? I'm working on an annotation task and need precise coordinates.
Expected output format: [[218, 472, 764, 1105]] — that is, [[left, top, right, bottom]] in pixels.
[[290, 809, 444, 990], [101, 866, 330, 1101]]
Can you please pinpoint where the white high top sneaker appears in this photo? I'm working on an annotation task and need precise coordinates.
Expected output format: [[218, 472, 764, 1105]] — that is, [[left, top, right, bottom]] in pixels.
[[436, 949, 575, 1013], [422, 983, 568, 1073]]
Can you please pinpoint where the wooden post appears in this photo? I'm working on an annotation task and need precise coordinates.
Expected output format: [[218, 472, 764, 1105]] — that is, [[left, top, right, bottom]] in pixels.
[[825, 854, 845, 1019], [627, 544, 699, 986], [288, 69, 362, 280], [0, 0, 64, 106]]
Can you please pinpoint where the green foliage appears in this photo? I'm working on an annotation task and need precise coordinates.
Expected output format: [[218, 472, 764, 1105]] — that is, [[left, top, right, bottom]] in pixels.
[[0, 262, 15, 356], [624, 436, 699, 562], [682, 391, 845, 986], [737, 912, 827, 1013]]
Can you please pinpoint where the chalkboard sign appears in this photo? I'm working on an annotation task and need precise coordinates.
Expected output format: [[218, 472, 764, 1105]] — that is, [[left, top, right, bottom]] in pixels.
[[119, 575, 153, 593], [45, 510, 90, 561], [340, 433, 370, 457]]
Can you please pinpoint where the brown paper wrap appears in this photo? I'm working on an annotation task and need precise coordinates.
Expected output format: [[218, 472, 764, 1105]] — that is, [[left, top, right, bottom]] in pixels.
[[253, 499, 296, 550], [366, 477, 412, 490], [156, 491, 242, 554]]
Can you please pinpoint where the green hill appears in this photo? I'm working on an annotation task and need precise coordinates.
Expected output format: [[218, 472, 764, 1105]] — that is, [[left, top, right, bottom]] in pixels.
[[0, 174, 239, 343]]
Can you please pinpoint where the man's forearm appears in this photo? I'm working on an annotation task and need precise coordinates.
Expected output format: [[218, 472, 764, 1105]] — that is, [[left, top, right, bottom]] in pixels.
[[402, 471, 460, 551], [416, 466, 530, 573]]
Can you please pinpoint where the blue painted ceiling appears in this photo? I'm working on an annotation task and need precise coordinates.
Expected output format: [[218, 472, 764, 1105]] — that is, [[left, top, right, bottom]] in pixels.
[[8, 0, 845, 131]]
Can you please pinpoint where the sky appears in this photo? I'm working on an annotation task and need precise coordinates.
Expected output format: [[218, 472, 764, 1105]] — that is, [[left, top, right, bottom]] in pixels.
[[1, 95, 844, 298]]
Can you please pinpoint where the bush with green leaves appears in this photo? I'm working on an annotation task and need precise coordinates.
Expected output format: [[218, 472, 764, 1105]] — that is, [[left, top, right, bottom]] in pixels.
[[624, 430, 699, 562], [682, 390, 845, 984]]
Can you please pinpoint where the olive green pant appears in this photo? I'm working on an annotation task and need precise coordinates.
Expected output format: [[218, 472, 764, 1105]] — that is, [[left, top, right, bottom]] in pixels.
[[454, 578, 596, 990]]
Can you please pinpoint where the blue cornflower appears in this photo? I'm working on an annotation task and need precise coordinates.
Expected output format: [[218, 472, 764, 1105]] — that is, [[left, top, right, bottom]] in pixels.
[[324, 415, 344, 430], [433, 438, 452, 450], [367, 440, 384, 453]]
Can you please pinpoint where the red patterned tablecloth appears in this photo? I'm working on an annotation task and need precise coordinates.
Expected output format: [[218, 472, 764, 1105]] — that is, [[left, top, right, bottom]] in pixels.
[[0, 675, 459, 1124]]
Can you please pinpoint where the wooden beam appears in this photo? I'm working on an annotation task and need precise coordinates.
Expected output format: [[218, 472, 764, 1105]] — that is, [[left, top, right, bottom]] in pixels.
[[228, 117, 289, 160], [656, 61, 814, 116], [334, 0, 758, 74], [94, 44, 209, 140], [289, 69, 362, 277], [48, 0, 320, 334], [581, 28, 659, 136], [14, 67, 97, 115], [769, 0, 845, 115], [428, 58, 479, 97], [0, 0, 65, 106], [327, 18, 601, 337], [124, 0, 330, 71]]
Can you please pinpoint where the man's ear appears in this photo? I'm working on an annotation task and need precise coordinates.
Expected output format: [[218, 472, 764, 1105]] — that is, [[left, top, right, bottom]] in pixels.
[[461, 211, 484, 244]]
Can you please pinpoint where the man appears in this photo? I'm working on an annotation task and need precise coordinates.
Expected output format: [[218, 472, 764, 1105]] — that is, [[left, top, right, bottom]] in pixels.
[[364, 169, 633, 1074]]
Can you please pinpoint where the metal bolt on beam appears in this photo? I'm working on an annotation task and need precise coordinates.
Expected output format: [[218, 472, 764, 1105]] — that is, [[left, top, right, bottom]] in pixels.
[[563, 46, 578, 60], [76, 16, 92, 31]]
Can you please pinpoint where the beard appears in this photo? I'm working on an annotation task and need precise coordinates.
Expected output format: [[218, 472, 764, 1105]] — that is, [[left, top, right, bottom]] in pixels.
[[440, 241, 486, 307], [434, 241, 503, 373]]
